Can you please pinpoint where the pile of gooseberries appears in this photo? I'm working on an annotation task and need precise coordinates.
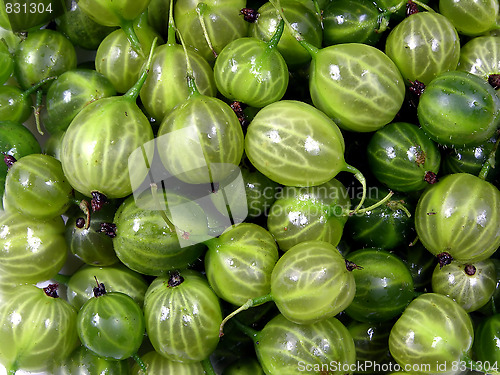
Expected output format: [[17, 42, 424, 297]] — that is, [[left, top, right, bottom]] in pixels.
[[0, 0, 499, 374]]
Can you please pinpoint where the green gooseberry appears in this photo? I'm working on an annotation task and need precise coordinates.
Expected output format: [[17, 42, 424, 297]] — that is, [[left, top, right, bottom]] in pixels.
[[457, 36, 500, 88], [174, 0, 249, 64], [77, 282, 145, 360], [308, 42, 405, 132], [4, 154, 73, 220], [43, 69, 117, 134], [474, 314, 500, 364], [78, 0, 151, 55], [0, 212, 67, 285], [344, 248, 415, 323], [431, 259, 497, 312], [139, 7, 216, 122], [236, 313, 356, 375], [1, 0, 65, 32], [156, 77, 244, 185], [204, 223, 279, 306], [366, 122, 441, 192], [389, 293, 474, 374], [13, 29, 77, 92], [345, 188, 415, 250], [95, 11, 162, 94], [347, 320, 394, 372], [0, 284, 79, 373], [245, 99, 391, 213], [0, 77, 56, 125], [266, 178, 351, 251], [112, 191, 207, 276], [415, 173, 500, 263], [385, 11, 460, 85], [441, 135, 498, 180], [439, 0, 499, 36], [417, 70, 500, 147], [55, 0, 118, 51], [144, 270, 223, 363], [0, 120, 41, 205], [65, 202, 119, 266], [214, 19, 289, 108], [322, 0, 390, 46], [147, 0, 171, 39]]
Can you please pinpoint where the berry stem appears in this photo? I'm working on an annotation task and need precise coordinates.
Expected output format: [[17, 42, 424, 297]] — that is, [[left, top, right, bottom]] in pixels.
[[121, 19, 144, 58], [166, 0, 176, 46], [219, 293, 273, 337], [267, 19, 284, 50], [232, 319, 259, 342], [176, 27, 201, 98], [33, 89, 44, 135], [196, 2, 217, 59], [350, 190, 395, 216], [201, 358, 217, 375], [132, 353, 148, 374], [123, 37, 158, 102], [342, 164, 367, 214], [23, 76, 57, 96]]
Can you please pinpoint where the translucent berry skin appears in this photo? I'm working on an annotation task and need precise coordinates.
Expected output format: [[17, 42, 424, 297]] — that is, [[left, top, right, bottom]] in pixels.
[[54, 345, 130, 375], [173, 0, 248, 64], [255, 314, 356, 375], [439, 0, 499, 36], [271, 240, 356, 324], [389, 293, 474, 374], [0, 212, 67, 285], [204, 223, 279, 305], [344, 248, 415, 323], [4, 154, 73, 220], [385, 12, 460, 85], [366, 122, 441, 192], [43, 69, 116, 134], [431, 259, 497, 312], [214, 37, 289, 108], [309, 43, 405, 132], [417, 70, 500, 147], [0, 284, 79, 373], [60, 96, 154, 199], [144, 270, 223, 363], [13, 29, 77, 92], [244, 100, 346, 187], [415, 173, 500, 262], [77, 291, 145, 360]]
